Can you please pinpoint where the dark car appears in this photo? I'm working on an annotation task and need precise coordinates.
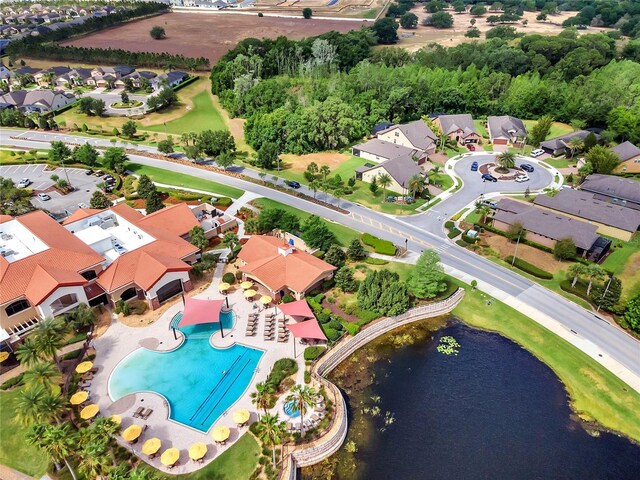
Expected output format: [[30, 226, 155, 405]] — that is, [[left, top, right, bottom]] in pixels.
[[85, 169, 94, 176], [470, 161, 478, 171], [482, 173, 498, 182], [467, 144, 476, 151], [285, 180, 301, 189], [520, 163, 534, 172]]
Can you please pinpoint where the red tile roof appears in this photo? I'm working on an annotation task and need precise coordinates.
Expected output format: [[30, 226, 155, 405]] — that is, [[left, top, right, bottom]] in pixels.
[[136, 203, 200, 237]]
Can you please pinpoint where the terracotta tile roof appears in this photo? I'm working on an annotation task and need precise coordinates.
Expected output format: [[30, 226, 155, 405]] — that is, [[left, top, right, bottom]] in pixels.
[[136, 203, 199, 237], [238, 236, 336, 293], [0, 211, 104, 304], [62, 208, 103, 225], [25, 264, 86, 305], [110, 202, 144, 222]]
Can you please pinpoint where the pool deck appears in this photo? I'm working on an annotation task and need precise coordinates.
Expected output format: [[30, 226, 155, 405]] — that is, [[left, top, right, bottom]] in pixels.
[[89, 262, 309, 474]]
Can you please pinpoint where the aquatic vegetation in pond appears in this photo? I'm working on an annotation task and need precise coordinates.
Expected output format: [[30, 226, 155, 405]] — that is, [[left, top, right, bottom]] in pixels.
[[437, 335, 460, 355]]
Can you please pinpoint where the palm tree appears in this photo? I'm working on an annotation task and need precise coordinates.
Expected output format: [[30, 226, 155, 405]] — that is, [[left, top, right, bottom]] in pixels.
[[319, 165, 331, 182], [568, 263, 587, 288], [585, 264, 606, 296], [285, 384, 317, 436], [377, 173, 392, 203], [15, 385, 47, 426], [427, 165, 442, 185], [496, 151, 516, 170], [23, 362, 61, 391], [251, 382, 274, 415], [477, 204, 492, 223], [15, 337, 42, 366], [77, 442, 109, 480], [255, 412, 288, 468], [309, 179, 320, 199], [33, 317, 68, 371], [39, 391, 69, 425], [407, 174, 426, 199], [27, 424, 79, 480], [89, 417, 119, 467], [128, 466, 158, 480], [66, 304, 96, 333], [566, 136, 584, 158]]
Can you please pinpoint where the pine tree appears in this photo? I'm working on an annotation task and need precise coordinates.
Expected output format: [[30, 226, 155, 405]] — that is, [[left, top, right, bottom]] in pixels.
[[347, 239, 367, 260], [145, 190, 164, 214], [407, 250, 448, 299]]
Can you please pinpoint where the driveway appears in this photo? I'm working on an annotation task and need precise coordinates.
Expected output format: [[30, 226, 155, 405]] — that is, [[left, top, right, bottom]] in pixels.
[[0, 163, 103, 216]]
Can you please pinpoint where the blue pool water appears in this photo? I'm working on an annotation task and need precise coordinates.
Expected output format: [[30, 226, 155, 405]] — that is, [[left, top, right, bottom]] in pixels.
[[283, 399, 301, 418], [109, 310, 263, 432]]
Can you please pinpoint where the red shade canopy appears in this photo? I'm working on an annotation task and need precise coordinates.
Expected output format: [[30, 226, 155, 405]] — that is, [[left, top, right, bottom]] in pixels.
[[286, 319, 327, 340], [277, 299, 315, 319], [178, 297, 225, 328]]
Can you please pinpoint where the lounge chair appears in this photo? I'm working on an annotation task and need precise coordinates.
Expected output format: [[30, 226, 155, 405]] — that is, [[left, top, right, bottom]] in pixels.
[[132, 406, 145, 418], [141, 409, 153, 420]]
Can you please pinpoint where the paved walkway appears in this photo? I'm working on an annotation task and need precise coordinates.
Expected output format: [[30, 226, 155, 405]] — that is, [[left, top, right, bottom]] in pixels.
[[0, 464, 36, 480]]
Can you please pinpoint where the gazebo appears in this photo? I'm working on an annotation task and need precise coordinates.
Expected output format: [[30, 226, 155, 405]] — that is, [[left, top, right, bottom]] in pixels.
[[177, 296, 227, 337]]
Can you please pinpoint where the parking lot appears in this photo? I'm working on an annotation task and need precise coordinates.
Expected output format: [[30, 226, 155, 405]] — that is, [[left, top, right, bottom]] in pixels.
[[0, 163, 103, 216]]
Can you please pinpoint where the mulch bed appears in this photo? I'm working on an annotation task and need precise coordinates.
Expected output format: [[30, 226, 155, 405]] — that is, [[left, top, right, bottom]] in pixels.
[[321, 299, 359, 323]]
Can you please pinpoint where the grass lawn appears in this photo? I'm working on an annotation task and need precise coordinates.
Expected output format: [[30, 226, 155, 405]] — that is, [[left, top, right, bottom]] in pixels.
[[543, 157, 571, 169], [453, 281, 640, 443], [127, 163, 243, 199], [345, 181, 427, 215], [146, 90, 226, 135], [432, 173, 453, 191], [602, 234, 640, 300], [0, 388, 50, 477], [523, 120, 574, 141], [352, 259, 414, 282], [473, 119, 488, 139], [251, 197, 361, 246]]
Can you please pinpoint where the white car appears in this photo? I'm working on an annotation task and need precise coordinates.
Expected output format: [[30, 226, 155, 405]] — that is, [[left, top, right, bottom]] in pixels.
[[530, 148, 545, 157], [17, 178, 31, 188], [515, 174, 530, 183], [37, 193, 51, 201]]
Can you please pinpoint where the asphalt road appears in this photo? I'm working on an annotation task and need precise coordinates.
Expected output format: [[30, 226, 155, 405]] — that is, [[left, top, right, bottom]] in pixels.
[[3, 129, 639, 392]]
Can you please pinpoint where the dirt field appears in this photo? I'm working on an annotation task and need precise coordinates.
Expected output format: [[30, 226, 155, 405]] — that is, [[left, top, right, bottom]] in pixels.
[[280, 152, 352, 172], [484, 233, 566, 274], [62, 12, 368, 64]]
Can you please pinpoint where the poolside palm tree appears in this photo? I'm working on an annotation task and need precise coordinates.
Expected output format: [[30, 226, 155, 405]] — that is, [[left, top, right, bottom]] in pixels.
[[15, 337, 43, 367], [15, 385, 47, 426], [255, 412, 288, 468], [496, 151, 516, 170], [251, 381, 274, 416], [127, 466, 159, 480], [78, 442, 109, 480], [377, 173, 392, 203], [66, 304, 97, 333], [89, 417, 120, 467], [285, 384, 317, 436], [39, 391, 69, 425], [408, 174, 426, 199], [27, 423, 79, 480], [33, 317, 69, 371], [23, 362, 61, 391]]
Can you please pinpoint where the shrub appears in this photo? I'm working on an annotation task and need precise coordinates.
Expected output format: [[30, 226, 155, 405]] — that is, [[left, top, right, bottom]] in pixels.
[[222, 272, 236, 284], [323, 327, 340, 342], [304, 346, 326, 361], [282, 293, 295, 303], [215, 197, 233, 207], [462, 233, 478, 244], [364, 257, 388, 265], [361, 233, 396, 256], [342, 321, 360, 336], [447, 227, 461, 239], [505, 256, 553, 279], [266, 358, 298, 389], [115, 300, 131, 316], [444, 220, 454, 229], [356, 309, 379, 325], [456, 239, 470, 247], [0, 373, 24, 390], [62, 350, 82, 361], [129, 300, 148, 315], [304, 370, 311, 384], [560, 279, 592, 303]]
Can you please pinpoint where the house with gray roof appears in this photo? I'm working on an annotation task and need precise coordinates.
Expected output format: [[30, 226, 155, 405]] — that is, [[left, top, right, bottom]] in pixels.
[[376, 119, 438, 156], [493, 198, 605, 259], [0, 89, 75, 113], [356, 154, 424, 195], [487, 115, 527, 147], [610, 141, 640, 173], [539, 130, 597, 156], [153, 71, 189, 91], [533, 188, 640, 241], [352, 138, 423, 164], [434, 114, 481, 146], [579, 174, 640, 210]]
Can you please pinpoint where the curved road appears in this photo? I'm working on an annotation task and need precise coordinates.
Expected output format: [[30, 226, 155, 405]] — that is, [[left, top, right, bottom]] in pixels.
[[4, 130, 640, 393]]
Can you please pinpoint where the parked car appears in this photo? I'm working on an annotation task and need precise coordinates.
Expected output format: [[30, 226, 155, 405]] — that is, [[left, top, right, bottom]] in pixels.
[[78, 202, 89, 209], [17, 178, 31, 188], [482, 173, 498, 182], [482, 200, 498, 209], [515, 174, 530, 183], [470, 161, 478, 171], [37, 193, 51, 201], [519, 163, 534, 172], [285, 180, 301, 189], [530, 149, 544, 157], [467, 144, 476, 151], [85, 169, 94, 176], [94, 170, 104, 177]]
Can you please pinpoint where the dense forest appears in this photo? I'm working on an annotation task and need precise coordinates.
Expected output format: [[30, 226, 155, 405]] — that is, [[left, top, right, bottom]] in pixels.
[[210, 28, 640, 154]]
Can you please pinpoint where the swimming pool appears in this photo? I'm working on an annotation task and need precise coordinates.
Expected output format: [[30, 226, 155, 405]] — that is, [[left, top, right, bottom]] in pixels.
[[283, 399, 301, 418], [109, 310, 263, 432]]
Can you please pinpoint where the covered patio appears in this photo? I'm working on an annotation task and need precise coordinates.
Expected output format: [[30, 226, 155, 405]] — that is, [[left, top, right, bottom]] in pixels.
[[278, 300, 327, 358]]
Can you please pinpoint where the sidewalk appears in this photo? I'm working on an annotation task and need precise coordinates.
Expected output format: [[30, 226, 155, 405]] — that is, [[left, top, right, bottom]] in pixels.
[[0, 464, 38, 480]]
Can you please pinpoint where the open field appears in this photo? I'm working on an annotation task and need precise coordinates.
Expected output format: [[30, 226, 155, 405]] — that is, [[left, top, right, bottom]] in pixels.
[[146, 90, 226, 135], [602, 234, 640, 301], [453, 281, 640, 443], [62, 12, 367, 64]]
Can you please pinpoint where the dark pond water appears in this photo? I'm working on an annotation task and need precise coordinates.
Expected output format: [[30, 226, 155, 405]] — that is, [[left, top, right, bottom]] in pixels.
[[305, 321, 640, 480]]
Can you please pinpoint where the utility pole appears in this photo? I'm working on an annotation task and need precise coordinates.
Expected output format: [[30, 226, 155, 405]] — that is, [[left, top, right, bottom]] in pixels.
[[511, 229, 523, 267], [597, 275, 613, 312]]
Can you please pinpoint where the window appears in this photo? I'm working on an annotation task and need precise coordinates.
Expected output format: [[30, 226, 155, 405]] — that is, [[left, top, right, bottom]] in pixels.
[[395, 132, 399, 137], [120, 287, 137, 302], [50, 294, 78, 314], [6, 299, 30, 317], [81, 270, 97, 280]]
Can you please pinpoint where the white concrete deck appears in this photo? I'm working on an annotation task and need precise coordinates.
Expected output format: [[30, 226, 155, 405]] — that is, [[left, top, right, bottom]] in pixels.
[[88, 263, 309, 474]]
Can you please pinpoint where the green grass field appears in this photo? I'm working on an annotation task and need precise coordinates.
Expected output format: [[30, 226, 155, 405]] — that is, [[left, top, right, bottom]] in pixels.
[[127, 163, 243, 199], [0, 389, 50, 477], [474, 119, 488, 139], [523, 120, 574, 141], [453, 282, 640, 443], [345, 181, 427, 215], [602, 234, 640, 300], [146, 90, 226, 135], [251, 197, 361, 246]]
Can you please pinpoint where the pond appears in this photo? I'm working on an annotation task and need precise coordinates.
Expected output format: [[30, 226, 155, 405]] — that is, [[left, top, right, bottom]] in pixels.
[[302, 320, 640, 479]]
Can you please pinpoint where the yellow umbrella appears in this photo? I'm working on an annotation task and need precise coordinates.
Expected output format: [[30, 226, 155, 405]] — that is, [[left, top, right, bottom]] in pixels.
[[160, 448, 180, 467], [142, 438, 162, 456], [122, 424, 142, 442], [259, 295, 272, 305], [0, 351, 9, 363], [244, 289, 256, 298], [188, 442, 207, 461], [75, 361, 93, 374], [218, 282, 231, 291], [110, 414, 122, 426], [232, 409, 250, 425], [80, 403, 99, 420], [240, 281, 253, 289], [70, 390, 89, 405], [211, 425, 230, 443]]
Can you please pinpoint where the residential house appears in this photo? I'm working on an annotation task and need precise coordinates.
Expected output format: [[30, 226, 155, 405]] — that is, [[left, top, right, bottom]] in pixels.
[[539, 130, 596, 156], [238, 235, 336, 301], [352, 138, 423, 164], [0, 89, 76, 113], [55, 68, 93, 88], [0, 63, 12, 85], [579, 174, 640, 210], [117, 70, 157, 89], [433, 114, 481, 145], [153, 71, 188, 91], [533, 188, 640, 241], [376, 119, 438, 157], [34, 66, 71, 86], [487, 115, 527, 146], [611, 141, 640, 173], [493, 198, 607, 260], [356, 154, 425, 195]]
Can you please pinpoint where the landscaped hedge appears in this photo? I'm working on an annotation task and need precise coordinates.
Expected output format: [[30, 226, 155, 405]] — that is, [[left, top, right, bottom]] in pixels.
[[364, 257, 388, 265], [303, 346, 326, 361], [560, 279, 593, 303], [215, 197, 233, 207], [266, 358, 298, 390], [447, 227, 461, 239], [341, 320, 360, 336], [0, 373, 24, 390], [505, 256, 553, 279], [222, 272, 236, 284], [361, 233, 397, 256]]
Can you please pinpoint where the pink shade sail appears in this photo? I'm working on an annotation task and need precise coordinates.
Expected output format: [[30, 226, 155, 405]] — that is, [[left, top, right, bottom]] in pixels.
[[178, 297, 225, 328], [286, 319, 327, 340], [277, 299, 315, 319]]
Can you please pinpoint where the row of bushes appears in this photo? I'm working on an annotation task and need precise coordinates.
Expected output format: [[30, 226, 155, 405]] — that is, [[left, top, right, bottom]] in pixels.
[[303, 346, 326, 362], [266, 358, 298, 391], [307, 293, 354, 341], [361, 233, 397, 256], [559, 279, 592, 303], [0, 372, 24, 391], [505, 256, 554, 280]]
